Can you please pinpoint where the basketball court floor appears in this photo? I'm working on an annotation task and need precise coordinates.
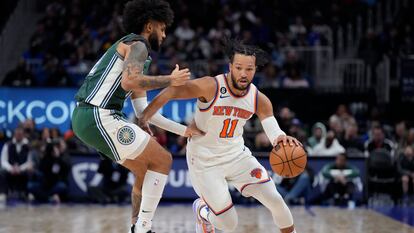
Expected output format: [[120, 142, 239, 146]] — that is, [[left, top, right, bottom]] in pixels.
[[0, 204, 413, 233]]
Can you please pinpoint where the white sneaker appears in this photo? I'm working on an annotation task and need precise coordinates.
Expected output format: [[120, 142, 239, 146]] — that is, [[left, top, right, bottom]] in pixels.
[[130, 220, 153, 233], [193, 198, 215, 233]]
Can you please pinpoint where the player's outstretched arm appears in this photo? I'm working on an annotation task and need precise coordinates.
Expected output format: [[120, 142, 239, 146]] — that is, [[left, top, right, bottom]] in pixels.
[[131, 91, 188, 136], [120, 41, 190, 92], [140, 76, 215, 123], [256, 91, 301, 147]]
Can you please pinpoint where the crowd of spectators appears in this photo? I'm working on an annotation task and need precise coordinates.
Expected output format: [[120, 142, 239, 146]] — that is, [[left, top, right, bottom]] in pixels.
[[0, 0, 413, 206], [2, 0, 412, 88]]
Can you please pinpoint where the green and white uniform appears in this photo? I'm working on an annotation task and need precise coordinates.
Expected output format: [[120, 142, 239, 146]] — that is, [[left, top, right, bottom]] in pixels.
[[72, 33, 151, 162]]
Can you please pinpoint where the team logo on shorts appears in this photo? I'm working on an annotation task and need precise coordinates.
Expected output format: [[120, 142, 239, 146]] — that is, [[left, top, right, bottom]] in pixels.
[[117, 126, 135, 145], [250, 168, 263, 179]]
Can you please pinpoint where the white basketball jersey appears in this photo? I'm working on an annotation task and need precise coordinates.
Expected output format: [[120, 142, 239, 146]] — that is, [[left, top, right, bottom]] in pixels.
[[187, 73, 258, 165]]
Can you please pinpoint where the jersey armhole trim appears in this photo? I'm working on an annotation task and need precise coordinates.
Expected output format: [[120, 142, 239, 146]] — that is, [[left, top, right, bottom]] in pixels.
[[116, 51, 125, 60], [254, 88, 259, 113], [199, 76, 219, 112]]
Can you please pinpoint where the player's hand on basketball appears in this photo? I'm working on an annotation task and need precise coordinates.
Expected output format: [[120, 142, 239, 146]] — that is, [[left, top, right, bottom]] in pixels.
[[170, 64, 190, 86], [137, 118, 153, 136], [275, 135, 302, 147]]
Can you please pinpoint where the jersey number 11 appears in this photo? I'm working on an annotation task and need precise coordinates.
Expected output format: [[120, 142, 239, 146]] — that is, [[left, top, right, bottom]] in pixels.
[[219, 118, 239, 138]]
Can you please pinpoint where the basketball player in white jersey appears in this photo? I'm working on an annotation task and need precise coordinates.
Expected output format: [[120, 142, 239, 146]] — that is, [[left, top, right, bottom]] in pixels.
[[139, 39, 299, 233]]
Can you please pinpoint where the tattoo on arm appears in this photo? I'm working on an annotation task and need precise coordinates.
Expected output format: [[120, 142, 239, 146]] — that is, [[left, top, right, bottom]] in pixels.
[[123, 41, 172, 90], [131, 192, 142, 223], [137, 76, 171, 89], [123, 42, 148, 78]]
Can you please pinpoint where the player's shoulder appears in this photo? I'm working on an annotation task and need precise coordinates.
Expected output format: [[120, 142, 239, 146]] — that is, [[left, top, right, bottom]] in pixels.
[[117, 40, 147, 54], [256, 90, 272, 109], [191, 76, 217, 86]]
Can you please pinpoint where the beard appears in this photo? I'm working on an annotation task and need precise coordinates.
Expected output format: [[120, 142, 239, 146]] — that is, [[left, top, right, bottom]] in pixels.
[[148, 32, 161, 51], [231, 74, 251, 91]]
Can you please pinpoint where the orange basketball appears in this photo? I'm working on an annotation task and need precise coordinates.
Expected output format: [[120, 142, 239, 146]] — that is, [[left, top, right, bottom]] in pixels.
[[269, 141, 307, 178]]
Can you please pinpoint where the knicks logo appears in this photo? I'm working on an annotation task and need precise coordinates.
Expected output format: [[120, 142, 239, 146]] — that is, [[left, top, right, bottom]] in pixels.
[[250, 168, 263, 179]]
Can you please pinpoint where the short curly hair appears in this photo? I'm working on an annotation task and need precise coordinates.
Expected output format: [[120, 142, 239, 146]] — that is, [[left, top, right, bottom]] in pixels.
[[122, 0, 174, 34]]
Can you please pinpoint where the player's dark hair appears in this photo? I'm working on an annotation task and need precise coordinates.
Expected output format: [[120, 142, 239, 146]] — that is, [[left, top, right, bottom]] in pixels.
[[223, 37, 270, 67], [122, 0, 174, 34]]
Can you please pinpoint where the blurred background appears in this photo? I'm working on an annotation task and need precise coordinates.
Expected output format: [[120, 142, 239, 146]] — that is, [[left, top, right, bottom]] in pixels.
[[0, 0, 414, 217]]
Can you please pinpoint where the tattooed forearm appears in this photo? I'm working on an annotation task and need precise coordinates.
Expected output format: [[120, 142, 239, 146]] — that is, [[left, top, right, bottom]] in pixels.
[[131, 191, 142, 224], [138, 76, 171, 89]]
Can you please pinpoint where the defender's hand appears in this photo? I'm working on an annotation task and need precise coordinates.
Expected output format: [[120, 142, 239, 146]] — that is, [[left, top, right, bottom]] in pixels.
[[170, 64, 190, 86], [137, 118, 153, 136], [184, 123, 205, 137]]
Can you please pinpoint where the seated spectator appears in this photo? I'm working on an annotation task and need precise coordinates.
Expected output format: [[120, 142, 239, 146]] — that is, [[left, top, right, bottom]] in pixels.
[[208, 19, 231, 41], [320, 153, 360, 206], [278, 107, 295, 131], [328, 115, 344, 142], [307, 122, 327, 149], [28, 141, 70, 203], [281, 67, 310, 89], [340, 123, 364, 155], [398, 146, 414, 204], [364, 126, 395, 157], [87, 158, 130, 204], [310, 130, 345, 156], [256, 64, 280, 89], [174, 18, 195, 41], [277, 166, 314, 204], [0, 127, 33, 199], [22, 118, 40, 142], [329, 104, 357, 131], [394, 121, 407, 155]]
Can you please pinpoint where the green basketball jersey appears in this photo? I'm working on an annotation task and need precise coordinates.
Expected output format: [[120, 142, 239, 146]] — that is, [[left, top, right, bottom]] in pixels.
[[75, 33, 152, 111]]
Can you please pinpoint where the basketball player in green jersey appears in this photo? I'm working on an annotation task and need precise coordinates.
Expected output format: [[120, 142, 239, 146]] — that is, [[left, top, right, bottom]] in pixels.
[[72, 1, 201, 232]]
